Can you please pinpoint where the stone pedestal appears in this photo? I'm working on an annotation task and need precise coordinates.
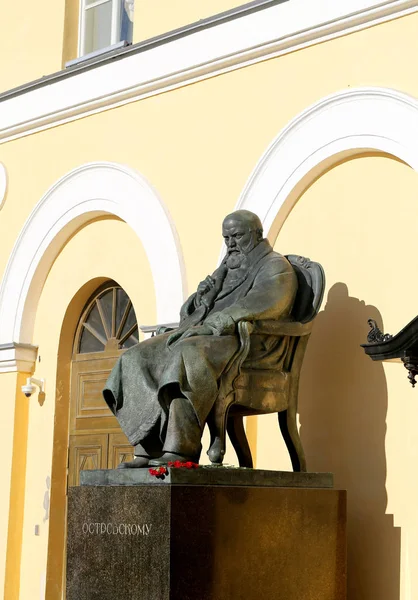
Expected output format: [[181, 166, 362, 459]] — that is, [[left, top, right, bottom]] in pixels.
[[66, 469, 346, 600]]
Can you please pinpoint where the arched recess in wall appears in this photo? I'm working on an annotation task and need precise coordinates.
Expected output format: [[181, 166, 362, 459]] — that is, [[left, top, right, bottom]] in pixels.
[[0, 162, 186, 352], [234, 87, 418, 241], [45, 276, 136, 598]]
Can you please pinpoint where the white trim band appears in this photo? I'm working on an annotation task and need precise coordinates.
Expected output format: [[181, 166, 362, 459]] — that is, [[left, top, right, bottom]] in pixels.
[[0, 0, 416, 143]]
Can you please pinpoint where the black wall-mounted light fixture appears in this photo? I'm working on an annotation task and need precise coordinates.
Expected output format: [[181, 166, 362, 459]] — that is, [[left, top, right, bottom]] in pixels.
[[361, 317, 418, 387]]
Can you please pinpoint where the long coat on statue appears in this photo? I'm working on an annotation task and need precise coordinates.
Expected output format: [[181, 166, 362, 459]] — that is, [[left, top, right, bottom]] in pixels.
[[103, 239, 298, 448]]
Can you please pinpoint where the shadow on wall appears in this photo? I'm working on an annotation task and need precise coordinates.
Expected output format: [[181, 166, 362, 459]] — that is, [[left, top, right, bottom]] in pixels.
[[299, 282, 401, 600]]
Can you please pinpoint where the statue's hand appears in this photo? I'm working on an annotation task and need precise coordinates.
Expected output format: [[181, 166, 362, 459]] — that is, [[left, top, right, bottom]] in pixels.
[[156, 325, 173, 336], [167, 325, 213, 347], [180, 325, 213, 340], [195, 276, 215, 307], [167, 328, 187, 346]]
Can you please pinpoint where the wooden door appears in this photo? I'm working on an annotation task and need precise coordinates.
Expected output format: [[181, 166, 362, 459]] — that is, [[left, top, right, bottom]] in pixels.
[[68, 282, 139, 487]]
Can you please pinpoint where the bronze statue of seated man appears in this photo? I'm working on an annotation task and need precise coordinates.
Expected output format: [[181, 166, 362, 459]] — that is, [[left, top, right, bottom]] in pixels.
[[103, 210, 297, 467]]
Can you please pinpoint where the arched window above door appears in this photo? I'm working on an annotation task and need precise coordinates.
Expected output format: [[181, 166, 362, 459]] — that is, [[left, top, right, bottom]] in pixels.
[[69, 281, 136, 488], [75, 282, 139, 354]]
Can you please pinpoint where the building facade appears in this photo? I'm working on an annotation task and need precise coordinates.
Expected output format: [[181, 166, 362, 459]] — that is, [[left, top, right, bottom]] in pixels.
[[1, 0, 418, 598]]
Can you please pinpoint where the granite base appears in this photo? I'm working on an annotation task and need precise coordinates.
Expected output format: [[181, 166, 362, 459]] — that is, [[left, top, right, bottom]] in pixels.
[[66, 469, 346, 600]]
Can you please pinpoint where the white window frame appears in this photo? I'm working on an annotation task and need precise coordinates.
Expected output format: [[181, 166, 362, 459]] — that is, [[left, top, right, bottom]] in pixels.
[[78, 0, 122, 58]]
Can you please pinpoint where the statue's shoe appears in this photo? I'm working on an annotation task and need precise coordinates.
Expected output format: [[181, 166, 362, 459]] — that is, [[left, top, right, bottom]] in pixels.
[[148, 452, 197, 466], [117, 456, 151, 469]]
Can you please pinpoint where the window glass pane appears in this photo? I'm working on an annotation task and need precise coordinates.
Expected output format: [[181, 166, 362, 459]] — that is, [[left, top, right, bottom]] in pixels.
[[86, 303, 107, 341], [76, 284, 138, 353], [115, 288, 129, 330], [99, 289, 113, 335], [120, 0, 134, 43], [84, 1, 113, 55], [120, 305, 137, 340], [79, 328, 105, 353], [122, 331, 139, 349]]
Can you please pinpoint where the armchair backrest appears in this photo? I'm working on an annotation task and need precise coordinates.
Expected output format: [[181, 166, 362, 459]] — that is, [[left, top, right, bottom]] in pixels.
[[286, 255, 325, 324]]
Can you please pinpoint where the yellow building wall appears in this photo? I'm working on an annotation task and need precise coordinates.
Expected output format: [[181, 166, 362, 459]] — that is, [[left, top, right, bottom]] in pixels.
[[134, 0, 249, 43], [62, 0, 80, 67], [0, 11, 418, 600], [0, 0, 66, 94]]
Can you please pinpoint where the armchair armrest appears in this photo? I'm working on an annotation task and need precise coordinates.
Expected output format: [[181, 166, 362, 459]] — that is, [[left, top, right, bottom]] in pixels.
[[139, 322, 180, 337], [252, 319, 312, 337]]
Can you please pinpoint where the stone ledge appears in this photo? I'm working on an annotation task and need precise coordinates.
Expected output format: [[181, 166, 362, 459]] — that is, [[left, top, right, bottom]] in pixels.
[[80, 467, 333, 488]]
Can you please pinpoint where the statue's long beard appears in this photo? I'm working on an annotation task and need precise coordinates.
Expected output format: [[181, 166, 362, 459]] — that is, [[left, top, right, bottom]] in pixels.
[[226, 251, 245, 269]]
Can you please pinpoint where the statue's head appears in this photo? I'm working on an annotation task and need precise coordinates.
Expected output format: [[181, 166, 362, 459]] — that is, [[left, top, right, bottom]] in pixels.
[[222, 210, 263, 269]]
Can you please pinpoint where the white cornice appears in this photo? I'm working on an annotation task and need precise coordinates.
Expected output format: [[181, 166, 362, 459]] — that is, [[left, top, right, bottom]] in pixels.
[[0, 0, 417, 143], [0, 343, 38, 374]]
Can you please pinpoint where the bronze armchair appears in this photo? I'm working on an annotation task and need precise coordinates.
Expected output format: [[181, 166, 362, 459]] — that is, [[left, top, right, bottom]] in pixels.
[[206, 255, 325, 472]]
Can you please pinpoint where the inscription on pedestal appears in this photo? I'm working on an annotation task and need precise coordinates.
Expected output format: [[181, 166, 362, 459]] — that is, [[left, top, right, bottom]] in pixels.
[[66, 486, 170, 600], [81, 522, 152, 536]]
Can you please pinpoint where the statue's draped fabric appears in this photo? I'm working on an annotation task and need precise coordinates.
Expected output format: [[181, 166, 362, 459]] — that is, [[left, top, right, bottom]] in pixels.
[[103, 240, 297, 448]]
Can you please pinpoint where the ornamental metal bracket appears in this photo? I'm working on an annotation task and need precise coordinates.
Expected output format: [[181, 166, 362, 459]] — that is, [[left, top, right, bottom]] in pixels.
[[401, 356, 418, 388], [366, 319, 392, 344], [361, 315, 418, 388]]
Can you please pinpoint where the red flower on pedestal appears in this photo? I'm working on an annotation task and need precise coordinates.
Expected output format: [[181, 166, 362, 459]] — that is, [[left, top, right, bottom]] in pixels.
[[148, 466, 168, 479], [167, 461, 199, 469], [149, 461, 199, 479]]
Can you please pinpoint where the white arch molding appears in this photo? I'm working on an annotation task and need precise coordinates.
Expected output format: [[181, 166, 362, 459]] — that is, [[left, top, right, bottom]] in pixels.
[[0, 162, 186, 372], [0, 162, 7, 209], [235, 87, 418, 241]]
